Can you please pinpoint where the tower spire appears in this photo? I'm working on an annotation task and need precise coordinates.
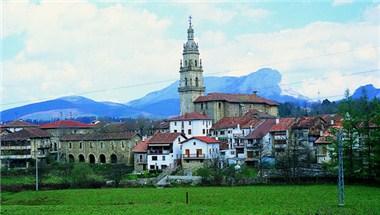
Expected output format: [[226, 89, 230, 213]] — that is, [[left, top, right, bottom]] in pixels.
[[187, 15, 194, 41], [189, 15, 192, 28]]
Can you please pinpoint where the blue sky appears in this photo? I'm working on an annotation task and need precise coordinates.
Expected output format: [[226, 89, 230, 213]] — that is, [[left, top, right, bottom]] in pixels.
[[1, 0, 379, 110]]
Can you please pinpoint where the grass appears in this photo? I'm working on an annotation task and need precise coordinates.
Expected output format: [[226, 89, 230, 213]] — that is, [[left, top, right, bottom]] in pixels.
[[1, 185, 380, 214], [1, 175, 65, 186]]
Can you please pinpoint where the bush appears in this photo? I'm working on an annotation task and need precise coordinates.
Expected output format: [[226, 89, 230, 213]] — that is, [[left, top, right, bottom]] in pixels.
[[70, 163, 103, 187]]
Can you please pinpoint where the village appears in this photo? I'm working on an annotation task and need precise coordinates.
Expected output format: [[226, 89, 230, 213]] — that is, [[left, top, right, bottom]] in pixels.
[[1, 18, 377, 187]]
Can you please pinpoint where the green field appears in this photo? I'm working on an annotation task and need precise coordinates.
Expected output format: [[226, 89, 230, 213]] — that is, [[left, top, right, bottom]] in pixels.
[[1, 185, 380, 215]]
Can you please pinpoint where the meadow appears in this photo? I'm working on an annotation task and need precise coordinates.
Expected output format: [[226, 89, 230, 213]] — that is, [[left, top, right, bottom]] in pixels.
[[1, 185, 380, 214]]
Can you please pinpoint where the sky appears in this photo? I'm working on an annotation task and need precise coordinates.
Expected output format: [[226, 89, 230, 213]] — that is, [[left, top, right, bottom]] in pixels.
[[1, 0, 380, 110]]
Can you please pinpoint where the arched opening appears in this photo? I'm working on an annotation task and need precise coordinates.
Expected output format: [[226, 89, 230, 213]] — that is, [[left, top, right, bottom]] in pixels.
[[99, 154, 106, 164], [185, 78, 188, 86], [68, 154, 74, 163], [195, 77, 199, 87], [185, 60, 187, 66], [78, 154, 85, 162], [190, 78, 192, 86], [110, 154, 117, 164], [89, 154, 96, 164], [195, 60, 197, 66]]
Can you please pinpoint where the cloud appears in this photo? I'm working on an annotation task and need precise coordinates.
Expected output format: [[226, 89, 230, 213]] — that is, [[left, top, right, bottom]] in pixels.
[[1, 1, 379, 111], [332, 0, 353, 6]]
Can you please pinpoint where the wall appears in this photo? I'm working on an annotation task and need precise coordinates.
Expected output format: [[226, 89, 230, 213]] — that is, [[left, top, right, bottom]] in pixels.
[[169, 119, 212, 137]]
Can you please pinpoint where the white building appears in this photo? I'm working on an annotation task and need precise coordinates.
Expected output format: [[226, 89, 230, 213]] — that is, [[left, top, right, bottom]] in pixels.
[[146, 132, 187, 171], [181, 136, 220, 170], [169, 112, 212, 137]]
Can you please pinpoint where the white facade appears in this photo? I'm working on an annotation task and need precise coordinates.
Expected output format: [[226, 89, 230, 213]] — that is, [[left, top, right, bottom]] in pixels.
[[169, 119, 212, 137], [181, 138, 220, 159], [147, 135, 186, 170]]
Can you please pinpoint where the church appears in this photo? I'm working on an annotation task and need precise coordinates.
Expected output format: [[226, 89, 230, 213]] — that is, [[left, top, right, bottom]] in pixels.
[[178, 17, 279, 123]]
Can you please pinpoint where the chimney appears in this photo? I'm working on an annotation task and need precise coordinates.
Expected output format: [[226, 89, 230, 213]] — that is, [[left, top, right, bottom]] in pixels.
[[252, 90, 258, 95]]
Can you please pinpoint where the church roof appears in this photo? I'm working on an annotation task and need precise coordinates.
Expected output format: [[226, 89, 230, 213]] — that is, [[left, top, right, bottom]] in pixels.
[[169, 112, 211, 121], [194, 93, 278, 106]]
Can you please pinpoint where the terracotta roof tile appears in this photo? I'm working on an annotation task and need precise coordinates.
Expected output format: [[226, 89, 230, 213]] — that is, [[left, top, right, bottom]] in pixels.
[[1, 128, 50, 141], [186, 136, 221, 144], [169, 112, 211, 121], [194, 93, 278, 106], [212, 116, 263, 130], [245, 119, 276, 139], [133, 140, 149, 152], [40, 120, 94, 129], [148, 132, 185, 144], [270, 118, 296, 132]]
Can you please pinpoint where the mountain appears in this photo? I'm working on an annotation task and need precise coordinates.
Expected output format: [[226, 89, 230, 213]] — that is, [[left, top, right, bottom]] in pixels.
[[128, 68, 309, 110], [0, 68, 312, 122], [351, 84, 380, 100], [0, 96, 152, 122]]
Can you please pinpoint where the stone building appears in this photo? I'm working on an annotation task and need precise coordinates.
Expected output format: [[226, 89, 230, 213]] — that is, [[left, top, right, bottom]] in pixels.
[[132, 139, 148, 172], [194, 93, 279, 123], [0, 128, 51, 169], [178, 17, 205, 115], [60, 132, 141, 165], [40, 120, 95, 161]]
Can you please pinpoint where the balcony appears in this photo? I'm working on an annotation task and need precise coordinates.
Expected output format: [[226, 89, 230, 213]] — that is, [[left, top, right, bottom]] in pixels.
[[0, 155, 32, 159], [136, 159, 147, 164], [0, 146, 31, 150], [148, 150, 171, 155], [182, 154, 205, 159]]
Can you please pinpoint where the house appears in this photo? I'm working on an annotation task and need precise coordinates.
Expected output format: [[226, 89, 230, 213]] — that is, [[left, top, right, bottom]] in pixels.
[[181, 136, 221, 170], [60, 132, 141, 165], [132, 139, 149, 172], [146, 132, 187, 171], [315, 132, 334, 164], [270, 118, 296, 156], [210, 110, 267, 163], [193, 93, 279, 123], [0, 120, 38, 133], [169, 112, 212, 137], [244, 119, 276, 166], [291, 116, 328, 164], [0, 128, 51, 169]]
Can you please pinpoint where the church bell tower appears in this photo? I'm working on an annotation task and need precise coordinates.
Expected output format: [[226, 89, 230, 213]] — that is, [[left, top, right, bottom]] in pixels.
[[178, 16, 205, 115]]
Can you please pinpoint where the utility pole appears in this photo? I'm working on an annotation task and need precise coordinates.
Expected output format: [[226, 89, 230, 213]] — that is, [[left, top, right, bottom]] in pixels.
[[337, 129, 344, 207], [35, 145, 39, 191]]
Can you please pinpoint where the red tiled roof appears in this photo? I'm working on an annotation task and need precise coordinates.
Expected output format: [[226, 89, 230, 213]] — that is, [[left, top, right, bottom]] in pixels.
[[148, 132, 185, 144], [270, 118, 296, 132], [133, 140, 149, 152], [40, 120, 94, 129], [1, 128, 50, 141], [1, 120, 37, 128], [292, 116, 326, 129], [194, 93, 278, 106], [169, 112, 211, 121], [315, 136, 333, 144], [187, 136, 221, 144], [212, 116, 263, 130], [245, 119, 276, 139]]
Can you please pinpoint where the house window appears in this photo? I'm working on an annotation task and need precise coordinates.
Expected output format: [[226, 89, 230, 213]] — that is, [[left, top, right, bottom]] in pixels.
[[202, 129, 205, 134], [79, 142, 83, 149], [220, 131, 225, 135], [188, 129, 192, 135], [193, 142, 196, 146], [189, 121, 191, 125], [90, 142, 93, 148], [174, 122, 177, 126], [152, 156, 157, 161], [162, 156, 166, 161], [181, 130, 184, 134], [121, 142, 125, 148], [101, 142, 104, 149], [112, 143, 114, 150], [178, 138, 181, 142], [150, 165, 155, 170], [218, 102, 221, 109], [69, 142, 72, 149], [139, 154, 143, 160], [174, 130, 177, 133], [201, 104, 203, 110]]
